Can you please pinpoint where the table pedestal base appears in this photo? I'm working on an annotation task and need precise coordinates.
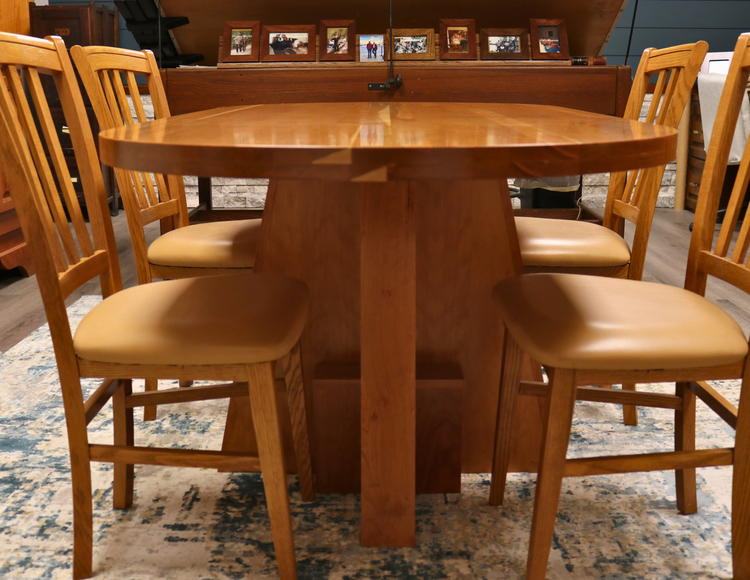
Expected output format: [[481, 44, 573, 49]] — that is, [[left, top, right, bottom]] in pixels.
[[223, 177, 544, 547]]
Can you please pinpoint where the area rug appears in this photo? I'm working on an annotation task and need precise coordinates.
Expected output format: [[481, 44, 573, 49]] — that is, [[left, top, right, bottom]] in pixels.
[[0, 296, 739, 579]]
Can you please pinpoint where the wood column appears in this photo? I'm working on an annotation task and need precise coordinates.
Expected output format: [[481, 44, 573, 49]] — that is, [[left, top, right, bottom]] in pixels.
[[360, 182, 416, 547]]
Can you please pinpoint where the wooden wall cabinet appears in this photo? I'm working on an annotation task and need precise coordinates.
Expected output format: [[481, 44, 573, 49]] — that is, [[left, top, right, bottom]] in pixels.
[[0, 170, 33, 277]]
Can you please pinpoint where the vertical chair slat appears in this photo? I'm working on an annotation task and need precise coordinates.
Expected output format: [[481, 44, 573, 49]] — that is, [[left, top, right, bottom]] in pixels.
[[110, 69, 134, 127], [26, 67, 94, 259], [656, 69, 681, 125], [111, 72, 160, 208], [97, 69, 151, 211], [0, 65, 68, 274], [102, 71, 150, 209], [153, 173, 170, 203], [99, 69, 122, 127], [724, 140, 750, 262], [620, 167, 640, 206], [125, 75, 176, 222], [126, 166, 150, 210], [6, 65, 83, 266], [646, 70, 668, 124], [136, 170, 159, 207], [125, 71, 147, 123]]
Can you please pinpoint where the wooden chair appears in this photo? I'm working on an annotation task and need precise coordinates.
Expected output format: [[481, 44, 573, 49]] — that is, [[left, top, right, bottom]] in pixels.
[[516, 42, 707, 281], [70, 44, 262, 284], [0, 32, 314, 580], [516, 42, 707, 426], [71, 45, 266, 420], [489, 33, 750, 580]]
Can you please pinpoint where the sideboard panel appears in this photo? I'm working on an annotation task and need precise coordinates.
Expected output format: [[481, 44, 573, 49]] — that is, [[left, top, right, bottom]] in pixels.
[[164, 65, 632, 117]]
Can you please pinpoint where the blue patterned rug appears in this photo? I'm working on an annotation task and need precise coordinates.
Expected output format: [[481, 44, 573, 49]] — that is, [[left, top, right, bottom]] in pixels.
[[0, 296, 738, 579]]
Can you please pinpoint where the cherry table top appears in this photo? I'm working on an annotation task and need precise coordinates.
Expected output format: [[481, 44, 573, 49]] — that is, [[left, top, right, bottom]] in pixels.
[[99, 102, 678, 181]]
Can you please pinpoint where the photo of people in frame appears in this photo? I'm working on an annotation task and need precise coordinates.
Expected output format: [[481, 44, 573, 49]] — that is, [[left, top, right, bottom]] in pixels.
[[446, 26, 469, 53], [538, 26, 561, 53], [229, 28, 254, 56], [326, 27, 348, 54], [359, 35, 385, 61], [394, 35, 428, 54], [269, 32, 309, 55], [488, 35, 521, 54]]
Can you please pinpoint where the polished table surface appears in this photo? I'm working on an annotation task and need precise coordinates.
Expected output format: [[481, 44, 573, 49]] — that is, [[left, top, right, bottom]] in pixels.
[[99, 102, 677, 180], [99, 102, 677, 548]]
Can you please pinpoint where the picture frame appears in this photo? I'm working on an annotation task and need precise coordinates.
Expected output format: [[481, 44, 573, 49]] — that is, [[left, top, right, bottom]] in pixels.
[[439, 19, 476, 60], [261, 24, 317, 62], [357, 34, 386, 62], [319, 20, 355, 61], [480, 28, 529, 61], [530, 19, 569, 60], [386, 28, 436, 61], [222, 21, 261, 63]]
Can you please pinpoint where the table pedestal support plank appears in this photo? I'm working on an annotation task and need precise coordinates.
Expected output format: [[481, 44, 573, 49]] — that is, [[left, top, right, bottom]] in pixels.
[[223, 177, 543, 545], [360, 183, 416, 547]]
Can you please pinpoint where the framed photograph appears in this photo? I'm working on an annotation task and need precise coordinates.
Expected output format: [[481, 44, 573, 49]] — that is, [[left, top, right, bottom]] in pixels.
[[222, 21, 260, 63], [386, 28, 436, 61], [261, 25, 317, 62], [439, 19, 476, 60], [530, 19, 569, 60], [358, 34, 385, 62], [319, 20, 355, 61], [480, 28, 529, 60]]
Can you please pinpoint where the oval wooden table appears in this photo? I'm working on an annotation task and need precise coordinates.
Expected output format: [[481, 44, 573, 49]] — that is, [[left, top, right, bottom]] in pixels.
[[99, 102, 677, 549]]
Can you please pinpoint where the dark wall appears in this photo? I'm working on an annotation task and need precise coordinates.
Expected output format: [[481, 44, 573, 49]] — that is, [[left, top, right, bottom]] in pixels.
[[604, 0, 750, 71], [48, 0, 750, 75]]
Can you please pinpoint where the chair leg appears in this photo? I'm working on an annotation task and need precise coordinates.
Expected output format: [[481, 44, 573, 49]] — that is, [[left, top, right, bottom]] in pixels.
[[60, 377, 94, 579], [71, 457, 93, 580], [622, 383, 638, 426], [246, 362, 298, 580], [112, 379, 134, 510], [490, 329, 524, 506], [526, 367, 578, 580], [281, 343, 315, 502], [143, 378, 158, 421], [732, 374, 750, 579], [675, 381, 697, 515]]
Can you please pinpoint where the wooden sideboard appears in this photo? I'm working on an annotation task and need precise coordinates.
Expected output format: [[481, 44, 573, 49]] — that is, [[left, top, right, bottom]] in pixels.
[[163, 64, 631, 117]]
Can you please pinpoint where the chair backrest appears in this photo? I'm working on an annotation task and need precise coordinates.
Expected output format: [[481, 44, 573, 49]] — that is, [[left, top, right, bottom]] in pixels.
[[686, 33, 750, 298], [0, 33, 122, 361], [70, 45, 189, 284], [603, 41, 708, 280]]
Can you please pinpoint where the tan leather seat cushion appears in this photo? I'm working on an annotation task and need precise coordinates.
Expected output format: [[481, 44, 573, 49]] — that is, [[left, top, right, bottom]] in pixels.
[[493, 273, 748, 370], [74, 272, 309, 366], [148, 219, 261, 269], [515, 217, 631, 268]]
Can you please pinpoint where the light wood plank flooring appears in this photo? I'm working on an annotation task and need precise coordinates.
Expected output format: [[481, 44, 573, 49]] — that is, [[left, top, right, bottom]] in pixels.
[[1, 208, 749, 354]]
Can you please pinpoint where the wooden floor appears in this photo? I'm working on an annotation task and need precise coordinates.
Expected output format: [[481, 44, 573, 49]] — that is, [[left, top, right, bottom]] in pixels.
[[1, 208, 749, 354]]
